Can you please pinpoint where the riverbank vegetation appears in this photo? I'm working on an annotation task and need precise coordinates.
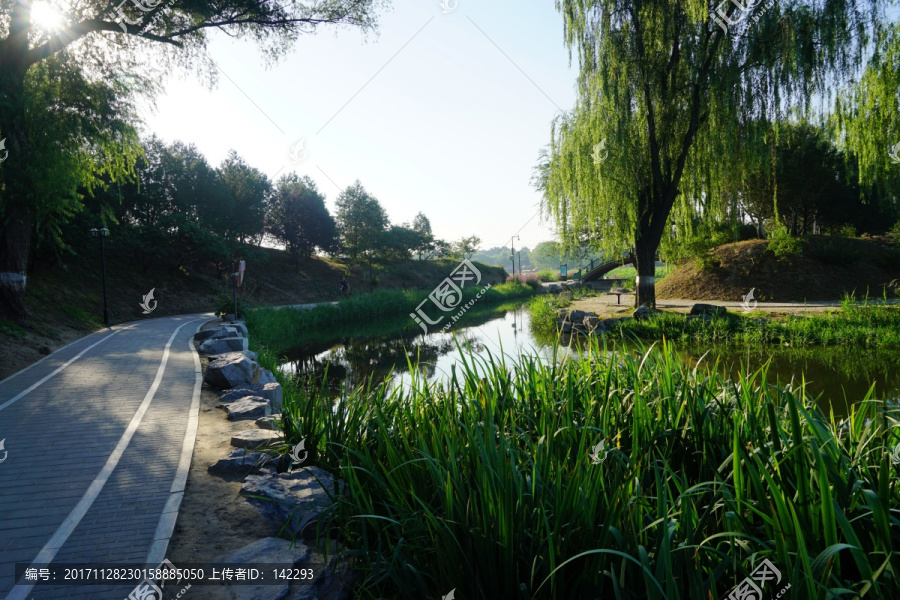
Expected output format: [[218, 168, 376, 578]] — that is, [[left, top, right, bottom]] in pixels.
[[248, 338, 900, 599], [527, 295, 900, 348], [245, 281, 533, 355]]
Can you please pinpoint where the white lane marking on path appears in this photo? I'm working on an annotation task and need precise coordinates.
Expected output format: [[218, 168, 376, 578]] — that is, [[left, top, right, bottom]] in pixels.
[[4, 318, 201, 600], [146, 322, 205, 566], [0, 326, 134, 413]]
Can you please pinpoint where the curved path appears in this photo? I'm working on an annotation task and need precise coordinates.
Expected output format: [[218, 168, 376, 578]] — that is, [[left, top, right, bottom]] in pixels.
[[0, 313, 215, 600]]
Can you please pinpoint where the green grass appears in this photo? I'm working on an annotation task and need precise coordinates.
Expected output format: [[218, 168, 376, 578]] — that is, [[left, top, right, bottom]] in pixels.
[[604, 263, 673, 282], [619, 300, 900, 347], [248, 338, 900, 599], [245, 282, 534, 355], [0, 318, 27, 338], [526, 294, 564, 340], [59, 303, 101, 328], [527, 296, 900, 348]]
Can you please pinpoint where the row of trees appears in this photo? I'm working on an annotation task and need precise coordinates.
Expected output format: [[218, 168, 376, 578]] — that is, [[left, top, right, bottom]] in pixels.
[[78, 136, 481, 275], [276, 179, 483, 264]]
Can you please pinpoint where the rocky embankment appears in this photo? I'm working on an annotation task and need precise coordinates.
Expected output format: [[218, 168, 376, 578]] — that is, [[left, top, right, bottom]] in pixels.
[[195, 320, 352, 600]]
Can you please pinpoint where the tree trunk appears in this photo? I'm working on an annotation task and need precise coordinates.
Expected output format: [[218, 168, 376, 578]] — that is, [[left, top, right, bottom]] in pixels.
[[632, 186, 673, 308], [0, 59, 32, 323], [633, 237, 657, 308]]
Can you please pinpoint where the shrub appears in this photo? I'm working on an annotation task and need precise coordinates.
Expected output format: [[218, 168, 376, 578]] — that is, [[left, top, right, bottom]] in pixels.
[[836, 223, 858, 237], [525, 295, 560, 339], [215, 281, 259, 319], [890, 220, 900, 237], [767, 227, 806, 260], [506, 273, 542, 290]]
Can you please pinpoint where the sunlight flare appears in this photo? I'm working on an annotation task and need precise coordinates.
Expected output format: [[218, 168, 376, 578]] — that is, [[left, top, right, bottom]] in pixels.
[[30, 1, 67, 32]]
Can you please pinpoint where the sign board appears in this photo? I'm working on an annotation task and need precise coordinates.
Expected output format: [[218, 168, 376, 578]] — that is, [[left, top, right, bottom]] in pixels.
[[560, 264, 567, 279], [238, 261, 246, 286]]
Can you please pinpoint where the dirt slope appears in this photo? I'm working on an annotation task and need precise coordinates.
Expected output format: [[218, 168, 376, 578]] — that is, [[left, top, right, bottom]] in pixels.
[[656, 236, 900, 303]]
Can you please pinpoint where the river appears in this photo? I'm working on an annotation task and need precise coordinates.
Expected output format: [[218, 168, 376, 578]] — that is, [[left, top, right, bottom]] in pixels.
[[279, 304, 900, 416]]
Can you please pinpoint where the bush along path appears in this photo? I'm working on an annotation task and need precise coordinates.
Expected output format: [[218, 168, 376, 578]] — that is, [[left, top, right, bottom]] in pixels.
[[196, 320, 354, 600]]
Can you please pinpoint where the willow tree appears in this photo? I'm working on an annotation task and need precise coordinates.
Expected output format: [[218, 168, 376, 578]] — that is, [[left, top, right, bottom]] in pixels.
[[543, 0, 887, 307], [834, 21, 900, 203], [0, 0, 387, 322]]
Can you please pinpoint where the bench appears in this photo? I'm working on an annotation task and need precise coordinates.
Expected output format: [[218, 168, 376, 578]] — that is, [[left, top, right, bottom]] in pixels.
[[607, 287, 633, 305]]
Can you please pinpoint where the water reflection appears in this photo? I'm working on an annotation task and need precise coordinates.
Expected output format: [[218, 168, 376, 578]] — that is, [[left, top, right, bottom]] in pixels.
[[279, 306, 525, 390], [278, 304, 900, 415]]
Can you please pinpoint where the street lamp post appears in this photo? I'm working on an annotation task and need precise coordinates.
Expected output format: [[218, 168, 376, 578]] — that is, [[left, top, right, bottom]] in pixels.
[[90, 227, 110, 327], [510, 235, 520, 277]]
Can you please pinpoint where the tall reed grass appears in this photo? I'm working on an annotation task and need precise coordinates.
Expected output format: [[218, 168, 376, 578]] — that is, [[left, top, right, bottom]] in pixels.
[[252, 338, 900, 599]]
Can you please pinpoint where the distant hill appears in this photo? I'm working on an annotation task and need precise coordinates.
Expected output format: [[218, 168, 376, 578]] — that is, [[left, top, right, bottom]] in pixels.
[[656, 236, 900, 302], [471, 246, 534, 271]]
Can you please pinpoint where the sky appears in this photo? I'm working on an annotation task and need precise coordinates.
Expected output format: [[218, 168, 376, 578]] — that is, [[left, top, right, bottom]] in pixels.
[[138, 0, 578, 251]]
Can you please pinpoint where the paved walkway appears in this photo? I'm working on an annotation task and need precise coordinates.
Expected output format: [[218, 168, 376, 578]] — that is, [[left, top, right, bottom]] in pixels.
[[273, 301, 339, 310], [0, 313, 215, 600]]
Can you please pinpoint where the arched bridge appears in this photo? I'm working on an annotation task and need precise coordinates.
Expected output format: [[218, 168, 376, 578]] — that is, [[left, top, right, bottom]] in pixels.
[[571, 253, 636, 282]]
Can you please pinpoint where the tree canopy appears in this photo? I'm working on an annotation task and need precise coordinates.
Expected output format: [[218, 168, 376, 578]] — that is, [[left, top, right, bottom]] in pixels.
[[0, 0, 388, 320], [541, 0, 888, 306], [335, 180, 389, 261], [834, 21, 900, 201], [267, 174, 337, 266]]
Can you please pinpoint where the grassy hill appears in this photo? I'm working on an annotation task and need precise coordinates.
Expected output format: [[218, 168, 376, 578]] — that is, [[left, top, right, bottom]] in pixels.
[[0, 243, 506, 379], [656, 235, 900, 302]]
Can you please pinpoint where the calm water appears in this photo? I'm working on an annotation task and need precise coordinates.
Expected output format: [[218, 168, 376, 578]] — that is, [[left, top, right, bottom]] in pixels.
[[279, 305, 900, 415]]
